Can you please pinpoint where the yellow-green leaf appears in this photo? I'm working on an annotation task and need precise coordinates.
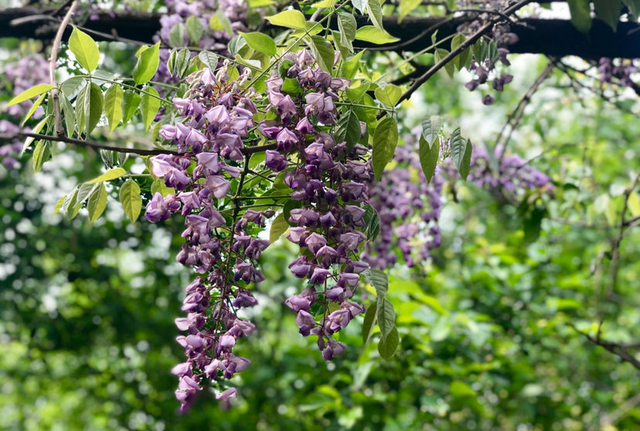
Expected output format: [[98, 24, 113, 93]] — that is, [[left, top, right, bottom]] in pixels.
[[104, 85, 124, 132], [87, 167, 126, 184], [119, 179, 142, 223], [266, 10, 306, 29], [32, 140, 51, 172], [7, 84, 55, 107], [374, 84, 402, 107], [355, 26, 400, 44], [269, 212, 289, 243], [239, 31, 277, 56], [87, 183, 108, 222], [21, 93, 46, 126], [69, 26, 100, 72], [140, 87, 161, 131], [133, 42, 161, 85]]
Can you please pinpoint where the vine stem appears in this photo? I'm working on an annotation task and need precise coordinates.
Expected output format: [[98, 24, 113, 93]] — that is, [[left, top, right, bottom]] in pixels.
[[49, 0, 79, 136], [392, 0, 534, 111]]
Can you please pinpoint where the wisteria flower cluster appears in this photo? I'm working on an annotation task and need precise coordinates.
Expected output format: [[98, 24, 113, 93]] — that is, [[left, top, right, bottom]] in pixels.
[[364, 128, 444, 270], [364, 128, 553, 270], [0, 54, 49, 168], [146, 50, 372, 411]]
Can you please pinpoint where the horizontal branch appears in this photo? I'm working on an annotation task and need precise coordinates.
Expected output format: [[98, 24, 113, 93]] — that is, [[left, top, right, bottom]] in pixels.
[[3, 7, 640, 59], [0, 132, 278, 157], [0, 132, 179, 156]]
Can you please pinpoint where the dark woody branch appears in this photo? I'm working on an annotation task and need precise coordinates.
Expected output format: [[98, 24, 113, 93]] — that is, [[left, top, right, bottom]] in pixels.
[[3, 6, 640, 59]]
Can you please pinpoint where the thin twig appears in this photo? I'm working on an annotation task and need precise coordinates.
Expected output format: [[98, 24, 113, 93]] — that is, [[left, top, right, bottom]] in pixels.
[[0, 132, 179, 156], [609, 172, 640, 295], [568, 323, 640, 371], [48, 0, 78, 136], [392, 0, 533, 110], [0, 131, 278, 157], [495, 61, 555, 158]]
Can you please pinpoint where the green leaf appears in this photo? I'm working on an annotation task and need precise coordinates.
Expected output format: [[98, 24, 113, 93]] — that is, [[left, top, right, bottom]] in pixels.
[[21, 93, 46, 126], [312, 0, 337, 6], [133, 42, 161, 85], [209, 11, 234, 36], [119, 179, 142, 223], [335, 108, 361, 150], [32, 140, 51, 172], [473, 38, 488, 62], [61, 94, 76, 137], [374, 84, 402, 107], [337, 12, 357, 53], [372, 116, 398, 181], [450, 128, 472, 180], [54, 195, 67, 215], [355, 26, 400, 44], [366, 0, 384, 31], [6, 84, 55, 107], [341, 51, 363, 80], [239, 32, 277, 56], [450, 381, 476, 398], [421, 115, 442, 147], [567, 0, 593, 34], [628, 192, 640, 217], [419, 135, 439, 183], [282, 78, 303, 95], [104, 85, 124, 132], [87, 183, 108, 222], [345, 82, 369, 102], [399, 0, 422, 21], [21, 115, 49, 154], [594, 0, 621, 31], [171, 48, 192, 77], [250, 0, 275, 5], [76, 83, 104, 135], [266, 10, 306, 29], [377, 297, 396, 339], [362, 301, 377, 344], [310, 36, 335, 73], [169, 22, 185, 47], [363, 204, 380, 241], [451, 33, 471, 69], [198, 51, 219, 71], [185, 16, 204, 45], [378, 326, 399, 359], [435, 48, 455, 77], [624, 0, 640, 18], [122, 91, 141, 125], [69, 27, 99, 72], [140, 88, 161, 131], [87, 82, 104, 135], [150, 180, 175, 197], [366, 268, 389, 298], [269, 212, 289, 243], [352, 0, 369, 14], [87, 167, 126, 184], [62, 187, 82, 219]]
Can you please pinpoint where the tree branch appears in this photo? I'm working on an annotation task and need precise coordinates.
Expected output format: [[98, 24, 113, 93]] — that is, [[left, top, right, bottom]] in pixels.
[[0, 132, 278, 157], [569, 324, 640, 371], [3, 7, 640, 60]]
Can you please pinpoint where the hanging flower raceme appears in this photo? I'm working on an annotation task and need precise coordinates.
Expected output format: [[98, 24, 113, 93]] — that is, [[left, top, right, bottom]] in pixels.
[[145, 50, 373, 412], [364, 128, 444, 270], [365, 128, 554, 270]]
